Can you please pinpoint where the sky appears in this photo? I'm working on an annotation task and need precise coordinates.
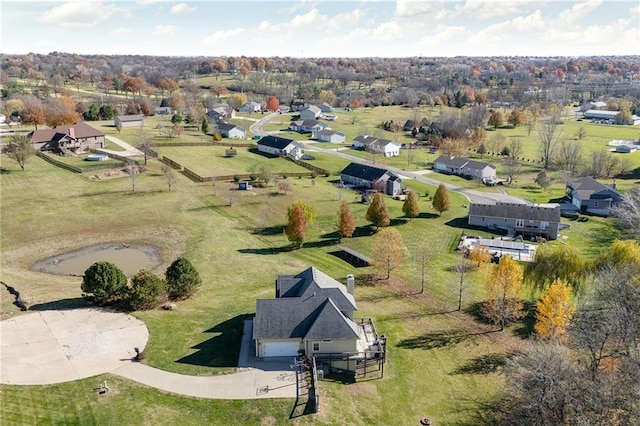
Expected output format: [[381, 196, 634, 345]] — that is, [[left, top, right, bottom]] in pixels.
[[1, 0, 639, 58]]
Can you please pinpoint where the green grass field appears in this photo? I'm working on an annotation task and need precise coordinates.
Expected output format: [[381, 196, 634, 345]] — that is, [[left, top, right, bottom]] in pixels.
[[1, 95, 636, 424]]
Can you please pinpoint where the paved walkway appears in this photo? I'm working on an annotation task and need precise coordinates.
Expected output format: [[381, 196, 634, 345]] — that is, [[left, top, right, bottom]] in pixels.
[[1, 310, 296, 399], [99, 136, 144, 157]]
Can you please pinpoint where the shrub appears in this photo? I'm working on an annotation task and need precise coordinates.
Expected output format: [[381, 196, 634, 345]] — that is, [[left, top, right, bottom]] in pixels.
[[165, 257, 202, 300], [128, 269, 166, 311], [81, 261, 128, 305]]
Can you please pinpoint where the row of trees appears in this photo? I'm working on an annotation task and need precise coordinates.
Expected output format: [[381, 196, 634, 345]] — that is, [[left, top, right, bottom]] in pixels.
[[81, 257, 201, 311], [285, 184, 451, 250]]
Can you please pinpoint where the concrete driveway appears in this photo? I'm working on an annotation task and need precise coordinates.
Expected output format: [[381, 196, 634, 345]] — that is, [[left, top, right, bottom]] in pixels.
[[1, 310, 297, 399], [99, 136, 144, 157], [0, 308, 148, 385]]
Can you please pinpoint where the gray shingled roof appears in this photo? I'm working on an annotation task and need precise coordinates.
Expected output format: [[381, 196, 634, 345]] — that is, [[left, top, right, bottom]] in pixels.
[[469, 202, 560, 222], [567, 176, 620, 202], [257, 135, 299, 149], [29, 122, 104, 144], [340, 162, 391, 182], [434, 155, 494, 171], [253, 295, 358, 340], [276, 267, 356, 312]]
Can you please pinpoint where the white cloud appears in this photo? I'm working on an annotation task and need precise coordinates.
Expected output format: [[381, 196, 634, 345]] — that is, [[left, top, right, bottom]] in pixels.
[[202, 28, 245, 45], [630, 4, 639, 16], [556, 0, 603, 26], [289, 8, 321, 28], [111, 27, 133, 36], [39, 2, 121, 29], [170, 3, 196, 15], [460, 0, 540, 20], [154, 24, 176, 36], [473, 10, 544, 43]]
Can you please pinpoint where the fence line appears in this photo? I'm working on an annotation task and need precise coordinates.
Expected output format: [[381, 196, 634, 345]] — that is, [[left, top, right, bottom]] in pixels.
[[35, 151, 126, 174]]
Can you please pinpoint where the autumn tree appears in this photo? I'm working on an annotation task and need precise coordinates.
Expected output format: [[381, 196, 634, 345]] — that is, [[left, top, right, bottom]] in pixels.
[[525, 243, 585, 292], [507, 110, 525, 128], [201, 117, 209, 135], [471, 126, 486, 149], [534, 169, 551, 191], [482, 256, 525, 330], [265, 95, 280, 111], [488, 109, 504, 129], [337, 200, 356, 238], [402, 190, 420, 219], [372, 227, 407, 280], [534, 278, 575, 339], [157, 77, 179, 97], [137, 128, 154, 165], [285, 204, 306, 248], [44, 96, 80, 127], [6, 134, 33, 171], [288, 200, 316, 224], [227, 93, 248, 110], [468, 245, 491, 266], [366, 193, 390, 228], [431, 183, 450, 216], [592, 239, 640, 270]]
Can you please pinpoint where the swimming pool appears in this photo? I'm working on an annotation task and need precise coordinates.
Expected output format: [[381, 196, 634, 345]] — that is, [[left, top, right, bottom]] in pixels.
[[86, 153, 109, 161]]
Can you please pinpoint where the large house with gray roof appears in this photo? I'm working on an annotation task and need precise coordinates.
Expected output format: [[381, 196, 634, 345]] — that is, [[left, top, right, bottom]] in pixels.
[[253, 267, 382, 368], [340, 162, 403, 196], [566, 176, 621, 216], [468, 202, 561, 240], [256, 135, 304, 160]]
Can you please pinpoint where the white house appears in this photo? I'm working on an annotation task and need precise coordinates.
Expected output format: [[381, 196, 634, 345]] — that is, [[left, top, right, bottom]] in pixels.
[[257, 135, 304, 160], [238, 102, 262, 113], [352, 135, 401, 157], [315, 129, 346, 143], [318, 102, 333, 113], [299, 105, 322, 120], [217, 123, 246, 139], [584, 109, 640, 125], [289, 119, 330, 133], [433, 155, 496, 181]]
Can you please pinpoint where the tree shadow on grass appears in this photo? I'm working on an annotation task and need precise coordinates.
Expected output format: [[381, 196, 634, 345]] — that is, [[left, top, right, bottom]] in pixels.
[[513, 300, 536, 338], [176, 314, 252, 368], [417, 212, 439, 219], [29, 297, 89, 311], [396, 328, 497, 350], [238, 246, 296, 255], [252, 225, 284, 236], [390, 218, 408, 226], [451, 351, 519, 375]]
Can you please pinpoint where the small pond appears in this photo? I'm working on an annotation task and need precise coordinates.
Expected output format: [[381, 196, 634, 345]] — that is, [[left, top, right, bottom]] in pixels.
[[31, 243, 162, 277]]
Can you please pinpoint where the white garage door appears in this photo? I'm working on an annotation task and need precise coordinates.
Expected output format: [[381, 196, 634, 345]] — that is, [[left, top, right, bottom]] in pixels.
[[263, 341, 300, 357]]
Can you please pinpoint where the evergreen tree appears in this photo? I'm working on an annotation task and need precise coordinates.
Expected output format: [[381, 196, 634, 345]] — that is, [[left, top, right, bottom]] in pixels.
[[165, 257, 202, 300], [81, 261, 128, 305], [201, 117, 209, 135], [128, 269, 166, 311]]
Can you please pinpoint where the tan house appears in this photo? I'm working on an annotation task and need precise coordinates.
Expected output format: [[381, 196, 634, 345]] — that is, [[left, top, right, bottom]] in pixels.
[[114, 115, 144, 128], [28, 122, 105, 153]]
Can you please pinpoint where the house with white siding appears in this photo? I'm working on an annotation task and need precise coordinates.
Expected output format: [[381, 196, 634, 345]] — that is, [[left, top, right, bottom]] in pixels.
[[257, 135, 304, 160]]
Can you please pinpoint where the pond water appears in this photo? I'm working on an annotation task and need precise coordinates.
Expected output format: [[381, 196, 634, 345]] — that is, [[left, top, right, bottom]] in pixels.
[[31, 243, 162, 277]]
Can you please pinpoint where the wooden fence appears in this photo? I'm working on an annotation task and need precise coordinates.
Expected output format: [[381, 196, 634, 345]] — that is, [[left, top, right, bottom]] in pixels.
[[35, 151, 126, 174]]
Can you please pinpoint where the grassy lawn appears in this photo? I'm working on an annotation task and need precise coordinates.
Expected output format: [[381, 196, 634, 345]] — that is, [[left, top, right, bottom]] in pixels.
[[153, 146, 313, 177], [0, 101, 634, 425]]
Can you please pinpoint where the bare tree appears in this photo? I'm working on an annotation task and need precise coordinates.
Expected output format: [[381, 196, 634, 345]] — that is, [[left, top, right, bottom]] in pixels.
[[612, 185, 640, 238], [507, 137, 523, 160], [161, 164, 176, 191], [6, 134, 33, 171], [452, 257, 474, 311], [557, 138, 584, 179], [503, 157, 523, 185], [137, 128, 154, 165], [538, 118, 563, 169], [587, 149, 612, 178], [125, 161, 138, 191]]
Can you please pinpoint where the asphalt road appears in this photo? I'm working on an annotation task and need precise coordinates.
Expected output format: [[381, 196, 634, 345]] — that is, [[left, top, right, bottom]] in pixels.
[[251, 111, 529, 205]]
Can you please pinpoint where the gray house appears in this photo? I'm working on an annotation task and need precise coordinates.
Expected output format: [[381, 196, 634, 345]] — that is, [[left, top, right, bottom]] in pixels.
[[468, 202, 561, 240], [217, 122, 246, 139], [340, 162, 403, 196], [566, 176, 621, 216], [433, 155, 496, 182], [254, 267, 358, 358], [315, 129, 346, 143]]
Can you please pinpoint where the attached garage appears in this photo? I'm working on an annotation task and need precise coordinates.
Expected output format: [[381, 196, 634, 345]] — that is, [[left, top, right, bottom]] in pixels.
[[262, 341, 300, 357]]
